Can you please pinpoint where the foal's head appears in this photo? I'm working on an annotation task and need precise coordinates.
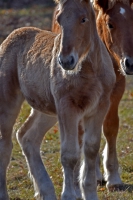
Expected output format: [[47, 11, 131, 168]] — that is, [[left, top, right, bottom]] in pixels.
[[94, 0, 133, 75], [55, 0, 95, 71]]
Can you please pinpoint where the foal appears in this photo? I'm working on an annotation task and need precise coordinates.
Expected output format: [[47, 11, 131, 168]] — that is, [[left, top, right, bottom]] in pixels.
[[0, 0, 115, 199], [52, 0, 133, 191]]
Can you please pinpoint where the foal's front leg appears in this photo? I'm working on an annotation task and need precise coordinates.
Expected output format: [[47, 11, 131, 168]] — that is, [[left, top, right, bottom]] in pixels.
[[57, 106, 80, 200], [80, 105, 109, 200], [80, 117, 100, 200], [73, 123, 103, 198]]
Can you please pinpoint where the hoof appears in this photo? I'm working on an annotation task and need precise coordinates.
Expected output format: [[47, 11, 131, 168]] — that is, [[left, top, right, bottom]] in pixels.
[[97, 179, 106, 186], [108, 183, 130, 192]]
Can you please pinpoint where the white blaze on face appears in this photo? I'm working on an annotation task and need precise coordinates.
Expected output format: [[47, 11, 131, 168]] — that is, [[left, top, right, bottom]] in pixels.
[[120, 7, 126, 16]]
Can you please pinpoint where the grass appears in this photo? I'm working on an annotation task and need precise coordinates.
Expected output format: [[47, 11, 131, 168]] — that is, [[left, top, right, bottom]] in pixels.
[[0, 5, 55, 43], [6, 76, 133, 200]]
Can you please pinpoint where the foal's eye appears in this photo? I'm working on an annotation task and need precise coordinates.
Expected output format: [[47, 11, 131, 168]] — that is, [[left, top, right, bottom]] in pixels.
[[81, 18, 88, 23], [107, 23, 114, 29]]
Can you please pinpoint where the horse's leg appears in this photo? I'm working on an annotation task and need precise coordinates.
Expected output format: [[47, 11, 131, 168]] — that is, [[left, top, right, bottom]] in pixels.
[[0, 95, 24, 200], [96, 153, 103, 184], [80, 118, 100, 200], [103, 77, 125, 190], [80, 104, 109, 200], [73, 121, 84, 199], [57, 107, 80, 200], [73, 158, 82, 200], [73, 122, 103, 199], [17, 109, 57, 200]]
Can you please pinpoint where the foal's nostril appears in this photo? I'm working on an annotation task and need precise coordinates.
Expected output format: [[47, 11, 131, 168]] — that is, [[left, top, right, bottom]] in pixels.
[[125, 58, 130, 68], [58, 56, 62, 66], [124, 57, 133, 69], [70, 56, 75, 66], [123, 57, 133, 75], [58, 54, 76, 70]]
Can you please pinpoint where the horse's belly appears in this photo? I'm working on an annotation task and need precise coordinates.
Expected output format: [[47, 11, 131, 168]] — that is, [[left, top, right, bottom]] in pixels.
[[25, 94, 56, 116]]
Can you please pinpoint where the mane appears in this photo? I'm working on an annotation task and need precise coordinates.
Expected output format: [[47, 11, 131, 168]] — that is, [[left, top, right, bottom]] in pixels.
[[54, 0, 86, 4], [93, 0, 130, 11], [54, 0, 67, 4]]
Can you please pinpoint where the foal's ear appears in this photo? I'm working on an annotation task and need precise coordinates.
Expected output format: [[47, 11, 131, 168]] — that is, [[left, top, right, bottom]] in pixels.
[[130, 0, 133, 5], [130, 0, 133, 9], [93, 0, 108, 12]]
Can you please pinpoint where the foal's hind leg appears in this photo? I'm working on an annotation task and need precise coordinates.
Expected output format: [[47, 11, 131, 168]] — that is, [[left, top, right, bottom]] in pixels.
[[17, 109, 57, 200], [0, 96, 24, 200], [103, 77, 125, 190]]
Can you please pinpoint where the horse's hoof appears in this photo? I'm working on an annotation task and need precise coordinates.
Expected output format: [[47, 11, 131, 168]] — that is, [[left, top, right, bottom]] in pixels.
[[108, 183, 127, 192], [97, 179, 106, 186]]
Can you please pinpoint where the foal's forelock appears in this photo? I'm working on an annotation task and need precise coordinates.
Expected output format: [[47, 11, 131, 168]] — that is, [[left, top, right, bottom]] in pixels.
[[54, 0, 67, 5], [54, 0, 89, 5], [108, 0, 130, 9], [93, 0, 131, 10]]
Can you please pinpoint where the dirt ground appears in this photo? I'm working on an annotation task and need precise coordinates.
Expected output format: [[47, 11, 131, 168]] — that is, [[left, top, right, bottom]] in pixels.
[[0, 0, 55, 43], [0, 0, 55, 8]]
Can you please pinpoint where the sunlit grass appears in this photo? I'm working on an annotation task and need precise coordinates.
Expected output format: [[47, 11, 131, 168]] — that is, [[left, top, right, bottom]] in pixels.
[[0, 5, 54, 17]]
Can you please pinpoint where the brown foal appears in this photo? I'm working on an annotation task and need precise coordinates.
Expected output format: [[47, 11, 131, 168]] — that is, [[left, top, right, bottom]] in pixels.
[[0, 0, 115, 199]]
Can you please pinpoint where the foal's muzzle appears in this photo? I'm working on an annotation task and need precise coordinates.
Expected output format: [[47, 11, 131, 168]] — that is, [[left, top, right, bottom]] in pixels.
[[121, 57, 133, 75], [58, 54, 76, 70]]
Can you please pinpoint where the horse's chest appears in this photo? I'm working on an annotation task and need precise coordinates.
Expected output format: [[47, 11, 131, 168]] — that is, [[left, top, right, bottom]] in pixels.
[[69, 94, 91, 111], [26, 95, 56, 115], [70, 89, 101, 114], [54, 82, 103, 115]]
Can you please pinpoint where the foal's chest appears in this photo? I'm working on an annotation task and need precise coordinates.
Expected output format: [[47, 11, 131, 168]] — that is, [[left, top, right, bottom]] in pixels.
[[52, 75, 103, 115]]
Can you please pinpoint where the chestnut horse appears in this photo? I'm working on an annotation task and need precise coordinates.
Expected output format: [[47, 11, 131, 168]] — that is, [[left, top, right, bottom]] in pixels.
[[0, 0, 115, 199], [52, 0, 133, 191], [93, 0, 133, 191]]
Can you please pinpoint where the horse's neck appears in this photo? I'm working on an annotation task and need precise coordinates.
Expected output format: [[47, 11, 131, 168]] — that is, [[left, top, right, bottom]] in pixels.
[[111, 55, 124, 79], [79, 42, 104, 79]]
